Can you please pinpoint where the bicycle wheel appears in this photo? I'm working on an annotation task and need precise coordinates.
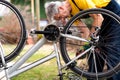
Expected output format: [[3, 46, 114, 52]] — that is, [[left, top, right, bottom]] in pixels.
[[60, 8, 120, 79], [0, 0, 26, 63]]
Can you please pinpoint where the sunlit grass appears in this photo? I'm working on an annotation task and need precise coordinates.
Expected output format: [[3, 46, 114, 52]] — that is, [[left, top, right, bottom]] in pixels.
[[3, 43, 87, 80], [10, 43, 61, 80]]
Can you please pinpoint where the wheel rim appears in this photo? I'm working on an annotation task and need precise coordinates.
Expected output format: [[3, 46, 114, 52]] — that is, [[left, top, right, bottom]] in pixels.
[[0, 1, 26, 63], [60, 9, 120, 79]]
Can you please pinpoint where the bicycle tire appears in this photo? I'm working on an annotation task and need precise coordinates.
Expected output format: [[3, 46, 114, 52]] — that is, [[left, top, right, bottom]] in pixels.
[[60, 8, 120, 79], [0, 0, 26, 63]]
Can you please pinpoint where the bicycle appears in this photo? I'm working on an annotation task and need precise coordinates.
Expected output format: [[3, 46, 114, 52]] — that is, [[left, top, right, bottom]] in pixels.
[[0, 0, 120, 80]]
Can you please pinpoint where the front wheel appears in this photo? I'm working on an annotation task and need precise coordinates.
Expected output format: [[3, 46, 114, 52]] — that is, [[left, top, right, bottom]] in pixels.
[[60, 8, 120, 79], [0, 0, 26, 63]]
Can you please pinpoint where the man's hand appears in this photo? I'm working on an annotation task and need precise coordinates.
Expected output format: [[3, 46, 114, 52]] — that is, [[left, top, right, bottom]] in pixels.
[[89, 14, 104, 33]]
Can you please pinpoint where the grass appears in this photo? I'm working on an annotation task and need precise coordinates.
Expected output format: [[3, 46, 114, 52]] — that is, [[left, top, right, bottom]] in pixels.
[[11, 59, 59, 80], [4, 43, 87, 80], [11, 44, 59, 80]]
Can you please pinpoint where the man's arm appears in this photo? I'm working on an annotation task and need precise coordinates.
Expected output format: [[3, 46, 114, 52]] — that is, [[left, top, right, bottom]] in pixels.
[[77, 20, 90, 39]]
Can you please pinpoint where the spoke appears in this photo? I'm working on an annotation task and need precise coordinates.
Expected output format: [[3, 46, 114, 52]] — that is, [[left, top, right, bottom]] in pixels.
[[87, 49, 93, 64], [104, 36, 120, 40], [92, 48, 98, 80], [61, 47, 92, 69], [97, 51, 118, 74], [99, 17, 111, 35], [105, 44, 120, 57], [95, 52, 104, 73], [97, 47, 118, 74]]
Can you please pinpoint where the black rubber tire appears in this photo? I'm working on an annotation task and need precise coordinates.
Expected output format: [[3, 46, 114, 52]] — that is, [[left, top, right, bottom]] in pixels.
[[0, 0, 26, 63], [60, 8, 120, 79]]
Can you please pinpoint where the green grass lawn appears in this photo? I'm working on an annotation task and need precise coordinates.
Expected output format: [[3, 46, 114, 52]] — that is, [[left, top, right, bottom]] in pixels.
[[11, 60, 59, 80], [11, 44, 59, 80], [5, 44, 86, 80]]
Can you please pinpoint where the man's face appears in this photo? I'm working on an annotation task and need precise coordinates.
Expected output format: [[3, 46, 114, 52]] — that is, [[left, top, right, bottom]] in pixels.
[[54, 5, 70, 25], [58, 5, 70, 18]]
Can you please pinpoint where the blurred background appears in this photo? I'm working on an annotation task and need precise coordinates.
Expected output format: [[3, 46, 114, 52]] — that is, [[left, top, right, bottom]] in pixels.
[[2, 0, 120, 44], [0, 0, 120, 80]]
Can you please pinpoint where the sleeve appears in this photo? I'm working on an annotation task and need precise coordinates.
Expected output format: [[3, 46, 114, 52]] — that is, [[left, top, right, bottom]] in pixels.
[[78, 0, 96, 10], [85, 0, 96, 9]]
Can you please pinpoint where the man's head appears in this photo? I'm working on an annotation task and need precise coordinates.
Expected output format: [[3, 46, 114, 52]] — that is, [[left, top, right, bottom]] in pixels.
[[45, 1, 70, 25], [45, 1, 62, 22]]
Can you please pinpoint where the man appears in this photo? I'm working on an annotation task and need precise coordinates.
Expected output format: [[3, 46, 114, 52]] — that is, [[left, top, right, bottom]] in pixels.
[[45, 0, 120, 80]]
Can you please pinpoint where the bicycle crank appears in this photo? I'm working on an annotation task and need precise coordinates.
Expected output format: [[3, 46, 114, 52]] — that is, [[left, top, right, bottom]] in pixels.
[[30, 24, 60, 41], [44, 24, 60, 41]]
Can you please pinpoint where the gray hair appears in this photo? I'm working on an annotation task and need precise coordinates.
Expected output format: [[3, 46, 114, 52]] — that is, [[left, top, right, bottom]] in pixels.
[[44, 1, 63, 23]]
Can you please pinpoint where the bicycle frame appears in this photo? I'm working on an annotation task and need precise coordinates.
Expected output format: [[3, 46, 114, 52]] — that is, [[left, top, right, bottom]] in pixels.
[[0, 33, 90, 80]]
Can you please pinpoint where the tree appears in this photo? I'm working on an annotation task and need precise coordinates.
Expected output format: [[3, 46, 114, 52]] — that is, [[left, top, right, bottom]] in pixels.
[[11, 0, 31, 6]]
